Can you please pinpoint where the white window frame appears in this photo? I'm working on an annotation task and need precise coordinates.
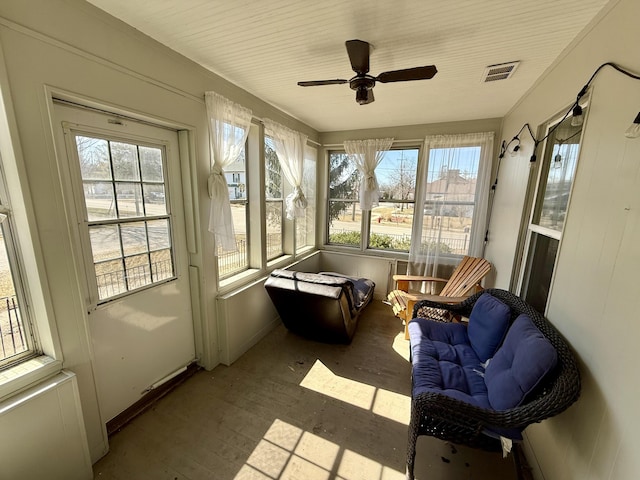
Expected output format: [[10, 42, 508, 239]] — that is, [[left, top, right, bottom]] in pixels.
[[0, 161, 38, 369], [216, 123, 317, 292], [0, 71, 62, 398], [264, 135, 284, 261], [64, 130, 179, 304], [326, 146, 420, 254]]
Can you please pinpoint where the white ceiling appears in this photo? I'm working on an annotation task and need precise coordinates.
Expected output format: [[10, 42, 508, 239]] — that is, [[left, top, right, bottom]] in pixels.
[[87, 0, 610, 132]]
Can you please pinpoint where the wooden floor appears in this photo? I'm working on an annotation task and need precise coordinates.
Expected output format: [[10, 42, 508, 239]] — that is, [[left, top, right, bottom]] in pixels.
[[93, 301, 518, 480]]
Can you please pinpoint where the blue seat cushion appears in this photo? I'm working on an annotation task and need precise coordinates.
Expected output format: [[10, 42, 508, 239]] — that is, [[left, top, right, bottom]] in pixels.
[[484, 314, 558, 410], [408, 317, 490, 409], [467, 293, 511, 363]]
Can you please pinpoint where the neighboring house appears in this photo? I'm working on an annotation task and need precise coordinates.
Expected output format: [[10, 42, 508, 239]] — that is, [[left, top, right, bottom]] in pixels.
[[225, 156, 246, 200]]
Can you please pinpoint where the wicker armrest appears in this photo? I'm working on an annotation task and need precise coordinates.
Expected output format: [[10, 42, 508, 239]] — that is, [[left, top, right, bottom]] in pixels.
[[411, 294, 478, 319], [406, 289, 581, 479]]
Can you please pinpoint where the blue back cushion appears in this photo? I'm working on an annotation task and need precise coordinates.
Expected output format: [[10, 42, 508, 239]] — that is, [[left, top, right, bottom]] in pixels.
[[484, 314, 558, 410], [467, 293, 511, 363]]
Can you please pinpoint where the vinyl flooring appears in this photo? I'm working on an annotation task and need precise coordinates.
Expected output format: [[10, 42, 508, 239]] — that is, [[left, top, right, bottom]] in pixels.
[[93, 301, 518, 480]]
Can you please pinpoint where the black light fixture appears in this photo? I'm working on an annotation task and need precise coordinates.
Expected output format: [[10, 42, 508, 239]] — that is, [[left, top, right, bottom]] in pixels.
[[625, 111, 640, 138], [571, 104, 584, 127], [356, 87, 369, 105], [507, 136, 521, 156]]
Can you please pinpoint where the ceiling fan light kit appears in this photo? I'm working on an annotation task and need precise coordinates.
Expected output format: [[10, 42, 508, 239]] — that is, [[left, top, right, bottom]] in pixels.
[[297, 39, 437, 105]]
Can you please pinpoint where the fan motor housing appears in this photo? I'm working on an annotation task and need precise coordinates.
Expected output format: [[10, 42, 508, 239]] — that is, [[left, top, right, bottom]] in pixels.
[[349, 75, 376, 91]]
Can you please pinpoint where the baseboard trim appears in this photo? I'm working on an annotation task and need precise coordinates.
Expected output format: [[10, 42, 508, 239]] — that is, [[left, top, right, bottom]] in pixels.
[[106, 362, 201, 436]]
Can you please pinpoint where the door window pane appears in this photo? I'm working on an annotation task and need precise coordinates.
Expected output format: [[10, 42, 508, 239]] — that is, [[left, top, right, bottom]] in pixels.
[[120, 222, 148, 256], [111, 142, 140, 181], [76, 136, 111, 180], [84, 182, 116, 221], [89, 225, 121, 262], [73, 134, 175, 302], [115, 183, 144, 218], [139, 146, 164, 182]]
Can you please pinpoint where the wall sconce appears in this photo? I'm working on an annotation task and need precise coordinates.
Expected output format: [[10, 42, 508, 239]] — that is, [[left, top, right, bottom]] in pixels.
[[507, 136, 521, 156], [625, 112, 640, 138], [570, 104, 584, 127]]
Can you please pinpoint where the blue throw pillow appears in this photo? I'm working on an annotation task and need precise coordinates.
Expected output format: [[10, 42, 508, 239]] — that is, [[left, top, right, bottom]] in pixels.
[[467, 293, 511, 363], [484, 314, 558, 410]]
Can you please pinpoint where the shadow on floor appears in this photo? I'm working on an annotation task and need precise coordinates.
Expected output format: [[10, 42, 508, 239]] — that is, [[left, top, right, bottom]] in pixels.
[[93, 301, 517, 480]]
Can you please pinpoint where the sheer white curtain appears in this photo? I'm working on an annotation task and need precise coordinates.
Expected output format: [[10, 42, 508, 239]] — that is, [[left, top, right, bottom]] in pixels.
[[343, 138, 394, 210], [408, 132, 494, 282], [205, 91, 253, 253], [263, 119, 308, 220]]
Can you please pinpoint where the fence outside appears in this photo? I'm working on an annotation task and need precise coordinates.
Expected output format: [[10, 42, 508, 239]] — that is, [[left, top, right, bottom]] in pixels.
[[329, 228, 469, 254], [95, 258, 174, 300], [217, 233, 283, 278], [0, 295, 27, 362]]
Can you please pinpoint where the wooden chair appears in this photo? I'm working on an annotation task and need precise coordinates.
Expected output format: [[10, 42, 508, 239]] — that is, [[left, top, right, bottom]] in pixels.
[[387, 256, 491, 339]]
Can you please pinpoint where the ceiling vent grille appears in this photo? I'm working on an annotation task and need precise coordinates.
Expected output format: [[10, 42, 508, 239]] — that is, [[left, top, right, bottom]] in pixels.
[[482, 61, 520, 82]]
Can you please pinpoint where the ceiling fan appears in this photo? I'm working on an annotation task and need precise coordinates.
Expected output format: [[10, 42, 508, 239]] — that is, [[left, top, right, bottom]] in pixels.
[[297, 39, 437, 105]]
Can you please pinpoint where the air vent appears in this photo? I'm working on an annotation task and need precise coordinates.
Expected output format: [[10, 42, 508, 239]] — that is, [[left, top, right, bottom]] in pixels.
[[482, 61, 520, 82]]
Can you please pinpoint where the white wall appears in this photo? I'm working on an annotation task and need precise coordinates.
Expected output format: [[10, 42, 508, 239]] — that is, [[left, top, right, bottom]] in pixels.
[[0, 371, 93, 480], [0, 0, 318, 465], [485, 0, 640, 477]]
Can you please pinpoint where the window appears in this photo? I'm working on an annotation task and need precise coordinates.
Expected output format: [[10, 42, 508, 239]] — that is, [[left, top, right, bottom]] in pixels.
[[73, 134, 176, 301], [327, 151, 360, 246], [217, 126, 316, 286], [296, 146, 317, 252], [327, 148, 418, 251], [0, 158, 36, 368], [517, 108, 585, 313], [371, 148, 418, 250], [419, 146, 481, 256], [218, 145, 249, 278], [265, 137, 283, 260]]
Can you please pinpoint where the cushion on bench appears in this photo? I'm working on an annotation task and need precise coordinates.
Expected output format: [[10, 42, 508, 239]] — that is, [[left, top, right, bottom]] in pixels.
[[409, 318, 490, 409], [484, 314, 558, 410], [467, 293, 511, 363], [408, 294, 560, 441]]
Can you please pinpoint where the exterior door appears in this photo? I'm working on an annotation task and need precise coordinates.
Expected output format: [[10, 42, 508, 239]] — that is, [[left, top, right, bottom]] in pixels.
[[53, 102, 195, 422]]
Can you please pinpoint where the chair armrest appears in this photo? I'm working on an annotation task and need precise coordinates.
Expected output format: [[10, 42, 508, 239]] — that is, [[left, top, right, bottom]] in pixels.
[[403, 293, 469, 303], [392, 274, 449, 283], [392, 275, 449, 293]]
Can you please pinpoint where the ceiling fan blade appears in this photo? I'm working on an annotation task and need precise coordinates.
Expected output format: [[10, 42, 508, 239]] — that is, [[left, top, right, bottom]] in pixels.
[[345, 39, 370, 74], [376, 65, 437, 83], [297, 79, 349, 87]]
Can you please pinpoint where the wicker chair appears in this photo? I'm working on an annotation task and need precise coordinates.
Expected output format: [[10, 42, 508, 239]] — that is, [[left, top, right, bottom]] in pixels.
[[406, 289, 581, 480]]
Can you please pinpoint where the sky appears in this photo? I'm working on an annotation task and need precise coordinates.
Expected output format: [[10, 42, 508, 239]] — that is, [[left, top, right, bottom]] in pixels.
[[376, 147, 481, 185]]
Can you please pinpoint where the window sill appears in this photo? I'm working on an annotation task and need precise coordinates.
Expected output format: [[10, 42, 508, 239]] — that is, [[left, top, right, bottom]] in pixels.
[[266, 254, 294, 269], [0, 355, 62, 402], [218, 268, 262, 296]]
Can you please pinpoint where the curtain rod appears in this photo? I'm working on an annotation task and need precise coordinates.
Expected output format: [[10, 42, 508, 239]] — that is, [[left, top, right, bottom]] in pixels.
[[251, 116, 321, 147], [321, 138, 425, 148]]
